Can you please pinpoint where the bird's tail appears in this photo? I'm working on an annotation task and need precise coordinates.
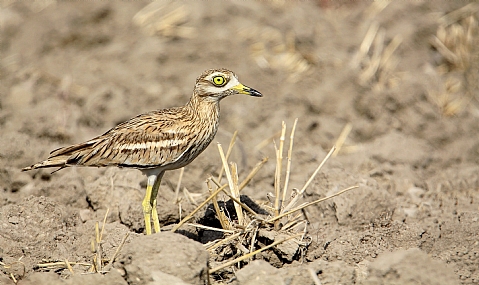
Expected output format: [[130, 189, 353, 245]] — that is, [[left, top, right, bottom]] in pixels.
[[22, 139, 100, 172], [22, 158, 68, 172]]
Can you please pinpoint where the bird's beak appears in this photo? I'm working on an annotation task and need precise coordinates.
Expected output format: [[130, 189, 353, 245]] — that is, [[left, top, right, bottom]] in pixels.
[[231, 84, 263, 97]]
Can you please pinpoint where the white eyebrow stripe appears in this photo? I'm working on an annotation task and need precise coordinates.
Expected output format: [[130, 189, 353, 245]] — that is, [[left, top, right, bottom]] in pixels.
[[202, 77, 241, 94], [114, 139, 185, 150]]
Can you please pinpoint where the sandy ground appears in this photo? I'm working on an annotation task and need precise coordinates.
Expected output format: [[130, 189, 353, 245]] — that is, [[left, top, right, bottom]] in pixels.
[[1, 1, 478, 284]]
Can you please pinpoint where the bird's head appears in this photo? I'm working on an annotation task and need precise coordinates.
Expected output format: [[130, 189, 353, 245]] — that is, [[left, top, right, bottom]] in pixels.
[[194, 68, 262, 101]]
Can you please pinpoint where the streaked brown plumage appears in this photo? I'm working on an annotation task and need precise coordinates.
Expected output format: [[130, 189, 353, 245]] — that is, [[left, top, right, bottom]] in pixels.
[[23, 68, 262, 234]]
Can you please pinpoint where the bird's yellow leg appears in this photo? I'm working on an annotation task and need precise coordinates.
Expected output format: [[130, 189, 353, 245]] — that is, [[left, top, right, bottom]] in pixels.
[[151, 199, 160, 233], [150, 172, 164, 233], [142, 175, 157, 235]]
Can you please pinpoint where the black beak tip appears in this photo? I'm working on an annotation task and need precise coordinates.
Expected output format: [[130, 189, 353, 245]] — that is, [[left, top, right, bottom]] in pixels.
[[250, 89, 263, 97]]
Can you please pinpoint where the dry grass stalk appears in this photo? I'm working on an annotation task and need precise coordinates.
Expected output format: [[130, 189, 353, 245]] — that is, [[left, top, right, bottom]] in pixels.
[[281, 214, 304, 232], [378, 34, 402, 81], [207, 195, 256, 229], [36, 261, 91, 269], [171, 156, 267, 233], [431, 36, 459, 64], [282, 146, 336, 214], [333, 122, 353, 157], [207, 179, 232, 230], [213, 183, 264, 220], [187, 223, 235, 234], [363, 1, 390, 20], [209, 233, 303, 274], [231, 162, 244, 225], [282, 118, 298, 204], [351, 14, 403, 91], [359, 27, 385, 84], [351, 21, 379, 68], [428, 6, 478, 116], [64, 259, 74, 275], [178, 202, 182, 221], [268, 186, 358, 223], [171, 183, 228, 233], [439, 3, 479, 27], [339, 145, 361, 154], [91, 209, 132, 273], [274, 122, 286, 226], [102, 232, 130, 272], [205, 232, 243, 251], [239, 26, 312, 82], [255, 130, 282, 151], [92, 208, 109, 272], [217, 131, 238, 184], [218, 143, 244, 226], [132, 2, 195, 39], [248, 226, 259, 262], [174, 167, 184, 203]]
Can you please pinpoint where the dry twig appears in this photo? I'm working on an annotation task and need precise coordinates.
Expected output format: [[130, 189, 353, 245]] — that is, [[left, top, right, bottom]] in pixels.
[[210, 233, 302, 274], [282, 146, 336, 214], [218, 143, 244, 226]]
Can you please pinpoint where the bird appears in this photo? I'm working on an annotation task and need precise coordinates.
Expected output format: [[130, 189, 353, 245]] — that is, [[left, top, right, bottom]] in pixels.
[[22, 68, 262, 235]]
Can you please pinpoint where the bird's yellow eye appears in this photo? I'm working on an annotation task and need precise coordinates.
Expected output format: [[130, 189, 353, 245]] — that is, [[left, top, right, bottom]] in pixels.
[[212, 75, 227, 87]]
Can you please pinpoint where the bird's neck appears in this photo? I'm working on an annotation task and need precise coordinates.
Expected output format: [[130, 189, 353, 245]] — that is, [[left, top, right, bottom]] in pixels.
[[186, 94, 220, 121]]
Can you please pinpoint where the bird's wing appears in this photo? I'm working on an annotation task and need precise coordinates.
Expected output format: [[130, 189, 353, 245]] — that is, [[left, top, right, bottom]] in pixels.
[[26, 108, 196, 170], [69, 109, 195, 168]]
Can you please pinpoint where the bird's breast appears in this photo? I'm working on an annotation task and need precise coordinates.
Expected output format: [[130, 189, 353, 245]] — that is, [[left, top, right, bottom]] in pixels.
[[168, 107, 219, 167]]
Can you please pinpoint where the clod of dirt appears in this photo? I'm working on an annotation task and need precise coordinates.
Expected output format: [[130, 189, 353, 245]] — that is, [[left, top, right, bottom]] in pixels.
[[113, 232, 208, 285], [233, 259, 356, 285], [148, 271, 192, 285], [363, 248, 460, 285], [257, 230, 300, 262], [234, 260, 286, 285]]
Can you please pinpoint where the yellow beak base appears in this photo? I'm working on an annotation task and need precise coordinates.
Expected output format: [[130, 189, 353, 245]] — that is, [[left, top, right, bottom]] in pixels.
[[231, 84, 263, 97]]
